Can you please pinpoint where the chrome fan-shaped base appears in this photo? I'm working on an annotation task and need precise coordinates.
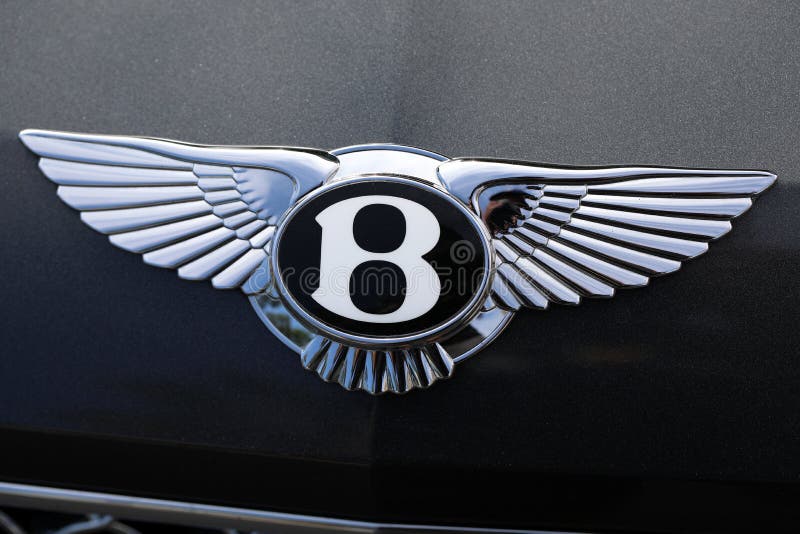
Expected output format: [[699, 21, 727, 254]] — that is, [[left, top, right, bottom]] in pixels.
[[301, 336, 454, 394], [249, 291, 513, 394]]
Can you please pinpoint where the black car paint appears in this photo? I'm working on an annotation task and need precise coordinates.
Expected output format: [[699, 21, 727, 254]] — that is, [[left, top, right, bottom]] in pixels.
[[1, 1, 799, 532]]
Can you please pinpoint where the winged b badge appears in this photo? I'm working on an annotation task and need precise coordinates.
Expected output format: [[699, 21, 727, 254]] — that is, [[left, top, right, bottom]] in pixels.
[[20, 130, 776, 394]]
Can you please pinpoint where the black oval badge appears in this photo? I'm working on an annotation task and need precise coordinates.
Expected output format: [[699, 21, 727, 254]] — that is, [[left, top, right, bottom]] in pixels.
[[273, 177, 491, 343]]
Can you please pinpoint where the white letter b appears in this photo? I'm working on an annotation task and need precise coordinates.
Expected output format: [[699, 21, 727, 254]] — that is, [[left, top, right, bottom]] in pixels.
[[311, 195, 440, 323]]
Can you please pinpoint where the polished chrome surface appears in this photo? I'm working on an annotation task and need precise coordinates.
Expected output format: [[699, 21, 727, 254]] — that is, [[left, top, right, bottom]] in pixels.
[[21, 129, 776, 393], [250, 290, 512, 378], [0, 482, 579, 534], [19, 129, 338, 291], [438, 159, 776, 310], [329, 143, 448, 184], [300, 337, 454, 394]]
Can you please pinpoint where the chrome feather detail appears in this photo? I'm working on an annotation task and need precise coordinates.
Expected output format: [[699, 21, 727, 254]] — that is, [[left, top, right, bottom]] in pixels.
[[20, 129, 338, 291], [438, 160, 776, 310]]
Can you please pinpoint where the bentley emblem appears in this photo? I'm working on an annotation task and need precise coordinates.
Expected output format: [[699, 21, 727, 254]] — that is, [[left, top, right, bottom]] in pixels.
[[20, 130, 776, 394]]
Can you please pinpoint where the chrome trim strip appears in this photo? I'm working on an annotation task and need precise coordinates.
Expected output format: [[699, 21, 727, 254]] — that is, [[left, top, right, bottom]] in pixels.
[[0, 482, 579, 534], [0, 482, 580, 534]]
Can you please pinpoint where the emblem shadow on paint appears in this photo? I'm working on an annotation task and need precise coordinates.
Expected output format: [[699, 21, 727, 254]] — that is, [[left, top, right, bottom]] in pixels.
[[19, 130, 777, 394]]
